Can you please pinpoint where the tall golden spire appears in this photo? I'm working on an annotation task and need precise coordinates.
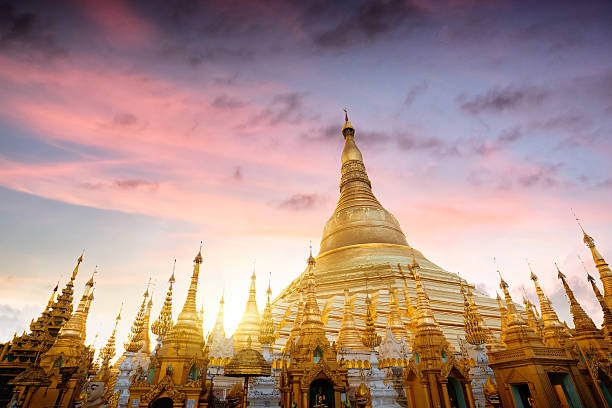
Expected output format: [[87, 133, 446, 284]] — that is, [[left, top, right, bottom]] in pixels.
[[462, 284, 490, 346], [495, 293, 507, 346], [39, 274, 95, 369], [529, 265, 572, 348], [158, 244, 206, 355], [300, 246, 325, 334], [319, 111, 408, 253], [574, 213, 612, 306], [96, 307, 121, 382], [522, 295, 543, 340], [412, 263, 439, 331], [583, 257, 612, 344], [398, 264, 416, 326], [336, 287, 368, 351], [557, 264, 599, 335], [361, 274, 381, 350], [124, 285, 149, 353], [56, 271, 95, 343], [259, 275, 276, 347], [497, 270, 542, 347], [151, 260, 176, 340], [387, 286, 409, 341], [234, 265, 261, 351], [142, 294, 153, 354], [212, 295, 226, 338], [284, 286, 304, 352]]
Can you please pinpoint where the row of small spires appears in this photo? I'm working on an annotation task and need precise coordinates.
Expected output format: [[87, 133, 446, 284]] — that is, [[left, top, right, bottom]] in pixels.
[[462, 217, 612, 350]]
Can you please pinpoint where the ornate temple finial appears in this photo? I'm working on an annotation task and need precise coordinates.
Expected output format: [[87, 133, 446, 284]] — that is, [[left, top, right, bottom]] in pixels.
[[71, 249, 84, 281], [259, 273, 275, 346], [307, 241, 316, 267], [151, 260, 176, 339], [572, 209, 597, 250], [463, 280, 490, 346], [361, 271, 381, 350], [341, 108, 355, 136], [124, 284, 149, 353], [95, 306, 121, 383], [170, 258, 176, 283], [194, 242, 203, 264], [300, 246, 324, 333], [557, 263, 599, 334], [573, 213, 612, 307]]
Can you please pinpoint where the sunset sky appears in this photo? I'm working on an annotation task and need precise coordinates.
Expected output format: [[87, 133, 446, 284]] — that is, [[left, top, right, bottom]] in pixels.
[[1, 0, 612, 354]]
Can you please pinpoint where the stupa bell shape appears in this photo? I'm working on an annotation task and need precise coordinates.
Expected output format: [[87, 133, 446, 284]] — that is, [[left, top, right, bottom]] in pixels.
[[320, 112, 408, 253], [233, 270, 261, 351]]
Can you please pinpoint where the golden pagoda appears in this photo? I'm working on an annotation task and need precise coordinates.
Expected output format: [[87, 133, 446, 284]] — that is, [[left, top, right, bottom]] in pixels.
[[207, 295, 234, 365], [576, 216, 612, 309], [360, 287, 381, 351], [259, 279, 276, 349], [387, 286, 410, 342], [336, 287, 368, 352], [403, 258, 475, 408], [128, 246, 211, 408], [279, 250, 349, 408], [487, 270, 599, 408], [587, 270, 612, 346], [151, 262, 176, 343], [9, 273, 96, 408], [529, 267, 574, 349], [557, 264, 612, 403], [0, 254, 84, 406], [124, 286, 150, 354], [462, 284, 491, 346], [234, 270, 261, 352], [272, 112, 501, 351]]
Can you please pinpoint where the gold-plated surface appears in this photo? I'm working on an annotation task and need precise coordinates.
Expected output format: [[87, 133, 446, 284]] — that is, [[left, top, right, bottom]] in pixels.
[[151, 263, 175, 339], [234, 271, 262, 351], [336, 287, 368, 351], [530, 268, 572, 348], [557, 265, 598, 335], [123, 287, 149, 353], [224, 338, 271, 377], [258, 280, 276, 347], [273, 115, 502, 350]]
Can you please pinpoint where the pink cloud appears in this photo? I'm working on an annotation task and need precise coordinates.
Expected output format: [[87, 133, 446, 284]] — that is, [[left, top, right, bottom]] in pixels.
[[76, 0, 158, 48]]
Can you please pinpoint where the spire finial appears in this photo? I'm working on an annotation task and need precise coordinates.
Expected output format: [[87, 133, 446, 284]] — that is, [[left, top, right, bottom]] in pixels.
[[555, 262, 566, 280], [341, 108, 354, 135], [571, 208, 586, 233], [307, 241, 316, 266], [194, 242, 203, 264]]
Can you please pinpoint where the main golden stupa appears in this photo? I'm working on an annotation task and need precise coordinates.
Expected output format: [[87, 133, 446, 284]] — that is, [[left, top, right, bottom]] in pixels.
[[271, 112, 502, 349]]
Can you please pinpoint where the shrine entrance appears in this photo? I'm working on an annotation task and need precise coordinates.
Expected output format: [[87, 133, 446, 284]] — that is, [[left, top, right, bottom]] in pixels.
[[150, 397, 173, 408], [309, 378, 333, 408], [447, 376, 467, 408]]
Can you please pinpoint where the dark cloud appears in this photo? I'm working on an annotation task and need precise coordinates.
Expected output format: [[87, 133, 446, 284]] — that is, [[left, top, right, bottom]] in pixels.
[[277, 193, 323, 211], [311, 0, 424, 49], [212, 95, 248, 110], [458, 87, 548, 115], [0, 2, 65, 58], [113, 112, 138, 127], [249, 92, 308, 126], [114, 179, 159, 191], [232, 166, 243, 182], [397, 133, 460, 157], [405, 81, 428, 106], [498, 127, 523, 144]]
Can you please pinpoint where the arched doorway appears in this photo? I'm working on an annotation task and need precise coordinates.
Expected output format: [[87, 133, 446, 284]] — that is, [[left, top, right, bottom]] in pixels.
[[447, 377, 467, 408], [309, 378, 333, 408], [150, 397, 173, 408]]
